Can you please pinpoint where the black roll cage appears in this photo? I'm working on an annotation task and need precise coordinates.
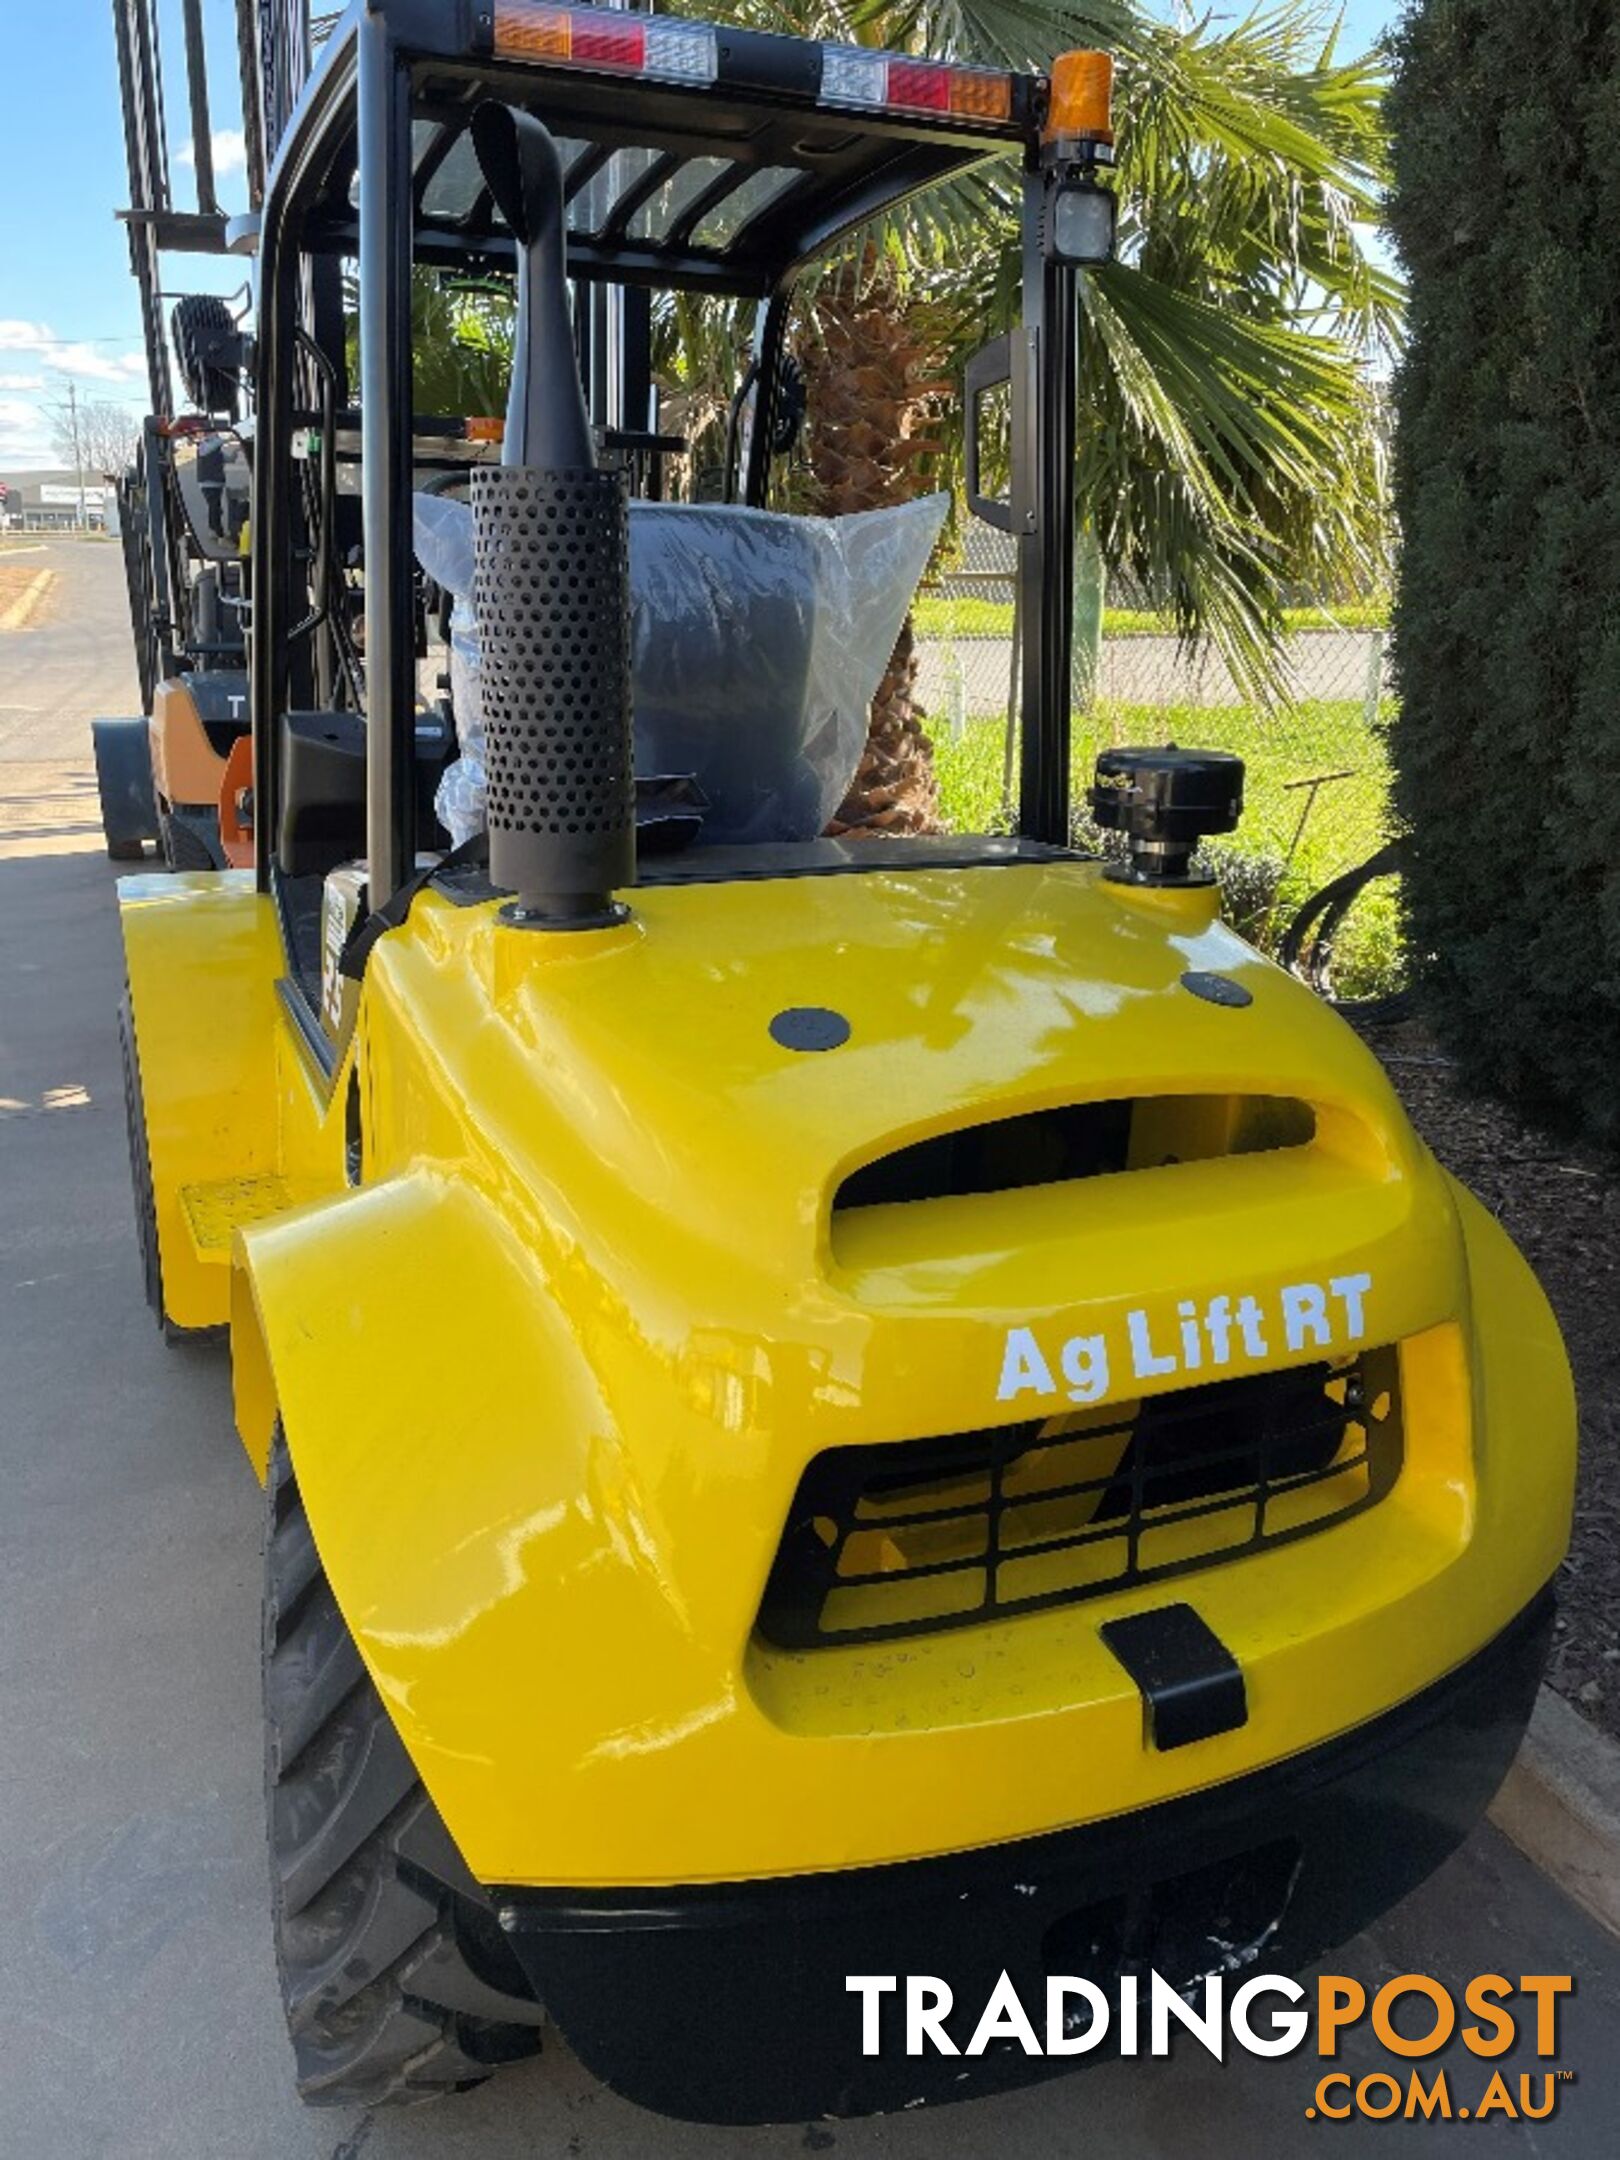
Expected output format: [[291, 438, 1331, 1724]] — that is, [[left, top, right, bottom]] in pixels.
[[250, 0, 1080, 909]]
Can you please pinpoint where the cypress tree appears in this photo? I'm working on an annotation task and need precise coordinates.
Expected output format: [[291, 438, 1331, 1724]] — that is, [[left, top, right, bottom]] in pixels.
[[1387, 1, 1620, 1141]]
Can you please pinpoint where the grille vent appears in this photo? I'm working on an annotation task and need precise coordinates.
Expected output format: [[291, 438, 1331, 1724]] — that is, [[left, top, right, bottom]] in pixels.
[[757, 1350, 1402, 1650]]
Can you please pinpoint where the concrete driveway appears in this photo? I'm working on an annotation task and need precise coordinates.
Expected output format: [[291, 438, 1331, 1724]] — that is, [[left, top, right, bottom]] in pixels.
[[2, 541, 1617, 2158]]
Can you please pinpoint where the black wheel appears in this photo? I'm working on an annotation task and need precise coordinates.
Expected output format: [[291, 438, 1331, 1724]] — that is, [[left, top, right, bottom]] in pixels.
[[118, 992, 165, 1325], [264, 1427, 544, 2108], [172, 293, 241, 420], [92, 715, 159, 859], [158, 802, 222, 872]]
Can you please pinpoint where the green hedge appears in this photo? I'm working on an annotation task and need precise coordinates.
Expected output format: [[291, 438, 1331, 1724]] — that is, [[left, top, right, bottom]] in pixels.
[[1388, 1, 1620, 1142]]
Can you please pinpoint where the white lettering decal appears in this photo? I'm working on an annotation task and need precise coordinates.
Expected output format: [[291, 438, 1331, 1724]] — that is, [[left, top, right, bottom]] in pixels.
[[1329, 1271, 1372, 1340], [991, 1273, 1375, 1403], [1060, 1332, 1110, 1404], [1281, 1281, 1331, 1351], [1176, 1299, 1204, 1371], [1235, 1294, 1270, 1358], [1204, 1293, 1234, 1366], [997, 1326, 1055, 1402], [1127, 1308, 1177, 1380]]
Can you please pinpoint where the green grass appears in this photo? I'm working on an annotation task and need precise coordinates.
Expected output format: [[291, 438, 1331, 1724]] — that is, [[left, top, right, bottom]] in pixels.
[[913, 595, 1390, 641], [933, 697, 1403, 998]]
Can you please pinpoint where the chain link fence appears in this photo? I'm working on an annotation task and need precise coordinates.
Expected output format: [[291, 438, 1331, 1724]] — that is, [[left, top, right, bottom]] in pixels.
[[920, 525, 1400, 992]]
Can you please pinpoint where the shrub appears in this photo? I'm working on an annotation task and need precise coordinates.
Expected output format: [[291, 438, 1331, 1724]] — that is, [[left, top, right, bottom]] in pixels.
[[1387, 0, 1620, 1142], [1198, 843, 1288, 948]]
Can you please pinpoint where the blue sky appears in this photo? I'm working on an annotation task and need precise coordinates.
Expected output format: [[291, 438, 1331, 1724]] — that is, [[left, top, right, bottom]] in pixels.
[[0, 0, 255, 469], [0, 0, 1403, 473]]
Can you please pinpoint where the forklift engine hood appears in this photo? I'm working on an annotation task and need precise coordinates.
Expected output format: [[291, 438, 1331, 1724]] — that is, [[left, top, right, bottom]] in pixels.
[[236, 857, 1573, 1894]]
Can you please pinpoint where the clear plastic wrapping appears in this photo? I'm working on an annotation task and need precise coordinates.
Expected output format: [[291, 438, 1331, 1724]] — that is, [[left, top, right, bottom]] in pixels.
[[414, 490, 946, 847]]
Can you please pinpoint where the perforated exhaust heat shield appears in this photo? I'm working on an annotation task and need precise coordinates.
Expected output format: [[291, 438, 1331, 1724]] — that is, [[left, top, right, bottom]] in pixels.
[[468, 105, 634, 927], [472, 464, 635, 926]]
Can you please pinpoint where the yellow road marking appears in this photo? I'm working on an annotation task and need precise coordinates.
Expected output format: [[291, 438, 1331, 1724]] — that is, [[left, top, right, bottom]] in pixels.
[[0, 568, 56, 632]]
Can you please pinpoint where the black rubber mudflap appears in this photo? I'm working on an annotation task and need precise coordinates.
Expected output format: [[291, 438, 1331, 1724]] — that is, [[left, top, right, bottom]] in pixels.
[[118, 992, 164, 1324], [263, 1428, 544, 2108]]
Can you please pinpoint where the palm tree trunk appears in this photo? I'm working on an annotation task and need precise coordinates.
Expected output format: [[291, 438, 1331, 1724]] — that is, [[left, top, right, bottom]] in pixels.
[[800, 257, 945, 837], [828, 616, 940, 835]]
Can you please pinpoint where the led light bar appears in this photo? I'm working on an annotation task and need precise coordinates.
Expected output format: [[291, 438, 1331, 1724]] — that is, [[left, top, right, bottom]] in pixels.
[[819, 42, 1012, 124], [491, 5, 1015, 127], [493, 4, 718, 86]]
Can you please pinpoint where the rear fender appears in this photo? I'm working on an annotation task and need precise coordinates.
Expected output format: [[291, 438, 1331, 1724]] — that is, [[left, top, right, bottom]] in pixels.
[[231, 1172, 651, 1867], [118, 872, 282, 1327]]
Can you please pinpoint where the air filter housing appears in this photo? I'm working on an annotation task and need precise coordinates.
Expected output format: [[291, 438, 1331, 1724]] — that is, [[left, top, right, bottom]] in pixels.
[[1090, 745, 1244, 887]]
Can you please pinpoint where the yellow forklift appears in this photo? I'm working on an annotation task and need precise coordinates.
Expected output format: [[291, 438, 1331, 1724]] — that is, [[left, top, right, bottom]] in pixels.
[[117, 0, 1574, 2122]]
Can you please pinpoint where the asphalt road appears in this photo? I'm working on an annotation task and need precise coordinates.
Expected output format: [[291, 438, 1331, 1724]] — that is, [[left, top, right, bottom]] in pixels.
[[0, 536, 141, 761], [2, 542, 1617, 2158]]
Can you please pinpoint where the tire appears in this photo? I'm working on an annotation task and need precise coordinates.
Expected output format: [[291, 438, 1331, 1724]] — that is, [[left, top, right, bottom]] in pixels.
[[118, 992, 165, 1325], [263, 1427, 544, 2108], [158, 802, 222, 872], [172, 293, 240, 421], [91, 715, 159, 858]]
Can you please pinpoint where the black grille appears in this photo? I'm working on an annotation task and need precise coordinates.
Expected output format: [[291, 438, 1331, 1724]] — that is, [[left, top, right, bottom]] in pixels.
[[757, 1351, 1403, 1650]]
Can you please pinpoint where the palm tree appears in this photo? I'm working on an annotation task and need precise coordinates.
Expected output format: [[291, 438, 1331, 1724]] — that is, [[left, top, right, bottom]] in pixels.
[[702, 0, 1401, 831], [803, 250, 955, 834]]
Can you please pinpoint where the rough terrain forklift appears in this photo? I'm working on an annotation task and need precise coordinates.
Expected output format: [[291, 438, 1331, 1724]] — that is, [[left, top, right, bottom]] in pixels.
[[116, 0, 1575, 2123]]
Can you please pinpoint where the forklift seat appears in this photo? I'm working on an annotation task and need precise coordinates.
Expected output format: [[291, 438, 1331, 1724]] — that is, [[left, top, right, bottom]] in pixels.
[[276, 709, 452, 879]]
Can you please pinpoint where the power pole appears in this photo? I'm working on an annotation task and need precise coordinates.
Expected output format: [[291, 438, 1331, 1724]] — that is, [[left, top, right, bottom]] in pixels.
[[67, 382, 87, 531]]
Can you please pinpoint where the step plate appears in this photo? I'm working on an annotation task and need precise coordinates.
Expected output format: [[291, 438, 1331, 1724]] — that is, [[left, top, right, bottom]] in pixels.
[[179, 1174, 299, 1261]]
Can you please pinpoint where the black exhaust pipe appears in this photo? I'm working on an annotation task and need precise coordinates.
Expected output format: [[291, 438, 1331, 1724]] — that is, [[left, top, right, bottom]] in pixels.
[[468, 103, 593, 470], [468, 104, 634, 928]]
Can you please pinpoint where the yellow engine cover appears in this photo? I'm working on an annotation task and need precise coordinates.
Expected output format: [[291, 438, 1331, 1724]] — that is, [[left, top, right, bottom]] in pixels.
[[140, 856, 1572, 1889]]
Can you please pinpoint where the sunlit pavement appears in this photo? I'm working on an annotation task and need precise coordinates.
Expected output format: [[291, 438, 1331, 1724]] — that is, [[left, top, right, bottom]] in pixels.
[[2, 542, 1617, 2158]]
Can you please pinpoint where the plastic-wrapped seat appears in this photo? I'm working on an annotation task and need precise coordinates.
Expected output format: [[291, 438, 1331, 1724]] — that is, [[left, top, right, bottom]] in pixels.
[[415, 492, 945, 848]]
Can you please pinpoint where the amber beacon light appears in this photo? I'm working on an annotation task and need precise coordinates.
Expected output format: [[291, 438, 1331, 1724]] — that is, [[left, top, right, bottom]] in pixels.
[[1041, 49, 1117, 265], [1045, 48, 1115, 148]]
